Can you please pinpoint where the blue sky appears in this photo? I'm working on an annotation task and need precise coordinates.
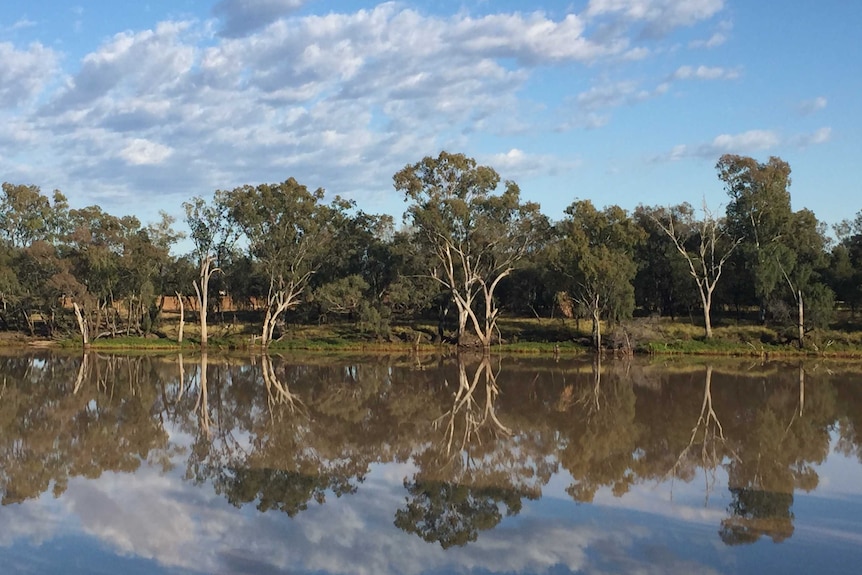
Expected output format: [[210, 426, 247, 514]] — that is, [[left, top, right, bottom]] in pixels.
[[1, 0, 859, 236]]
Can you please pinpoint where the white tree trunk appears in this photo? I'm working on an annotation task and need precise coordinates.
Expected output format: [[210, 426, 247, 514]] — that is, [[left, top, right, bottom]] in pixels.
[[73, 302, 89, 347], [176, 291, 185, 344]]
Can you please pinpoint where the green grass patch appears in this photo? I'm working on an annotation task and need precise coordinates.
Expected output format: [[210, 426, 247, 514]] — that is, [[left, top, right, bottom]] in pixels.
[[13, 314, 862, 358]]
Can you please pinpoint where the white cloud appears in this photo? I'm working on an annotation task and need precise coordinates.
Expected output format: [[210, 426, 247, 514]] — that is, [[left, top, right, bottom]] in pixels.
[[9, 18, 37, 31], [659, 126, 832, 161], [798, 96, 828, 116], [49, 21, 196, 111], [485, 148, 581, 178], [794, 126, 832, 147], [119, 138, 173, 165], [690, 31, 726, 48], [689, 19, 732, 48], [448, 12, 629, 63], [672, 64, 739, 80], [586, 0, 725, 35], [698, 129, 779, 156], [0, 42, 59, 107], [560, 80, 666, 130]]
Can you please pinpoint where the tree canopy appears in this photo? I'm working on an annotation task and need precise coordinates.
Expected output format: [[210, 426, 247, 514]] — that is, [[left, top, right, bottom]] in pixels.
[[0, 151, 854, 349]]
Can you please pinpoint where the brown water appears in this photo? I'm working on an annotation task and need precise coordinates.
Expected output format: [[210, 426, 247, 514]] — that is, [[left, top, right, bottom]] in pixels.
[[0, 351, 860, 574]]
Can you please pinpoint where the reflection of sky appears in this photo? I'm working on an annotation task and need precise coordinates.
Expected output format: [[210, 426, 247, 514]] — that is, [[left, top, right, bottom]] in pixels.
[[1, 450, 861, 575], [2, 429, 862, 573]]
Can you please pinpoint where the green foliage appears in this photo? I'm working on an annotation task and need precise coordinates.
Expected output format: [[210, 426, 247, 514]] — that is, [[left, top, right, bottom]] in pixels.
[[0, 152, 859, 351], [396, 151, 546, 345], [551, 200, 643, 347], [632, 205, 700, 317], [394, 479, 524, 548]]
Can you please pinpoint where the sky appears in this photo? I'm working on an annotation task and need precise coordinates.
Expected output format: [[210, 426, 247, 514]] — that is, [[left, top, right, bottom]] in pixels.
[[1, 0, 859, 238]]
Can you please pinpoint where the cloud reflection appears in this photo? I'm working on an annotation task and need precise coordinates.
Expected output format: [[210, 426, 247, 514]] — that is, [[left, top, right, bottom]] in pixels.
[[0, 459, 732, 575]]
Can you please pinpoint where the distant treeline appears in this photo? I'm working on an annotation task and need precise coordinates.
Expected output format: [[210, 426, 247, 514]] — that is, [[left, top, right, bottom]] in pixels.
[[1, 151, 860, 348]]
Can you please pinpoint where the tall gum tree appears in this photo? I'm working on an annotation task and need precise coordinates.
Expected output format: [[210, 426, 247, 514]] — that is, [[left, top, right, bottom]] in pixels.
[[551, 201, 643, 351], [0, 183, 69, 248], [0, 183, 70, 332], [651, 202, 741, 340], [183, 195, 237, 347], [719, 154, 793, 319], [222, 178, 345, 347], [395, 151, 545, 348], [720, 154, 833, 346]]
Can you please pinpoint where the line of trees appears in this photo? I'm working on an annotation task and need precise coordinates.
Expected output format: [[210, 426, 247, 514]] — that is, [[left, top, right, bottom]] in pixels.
[[1, 151, 860, 348]]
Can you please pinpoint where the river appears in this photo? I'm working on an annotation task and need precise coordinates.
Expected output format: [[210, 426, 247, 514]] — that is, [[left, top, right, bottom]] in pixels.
[[0, 351, 860, 574]]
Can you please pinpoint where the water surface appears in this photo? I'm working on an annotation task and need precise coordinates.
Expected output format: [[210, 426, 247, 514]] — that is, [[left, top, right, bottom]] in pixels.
[[0, 352, 860, 574]]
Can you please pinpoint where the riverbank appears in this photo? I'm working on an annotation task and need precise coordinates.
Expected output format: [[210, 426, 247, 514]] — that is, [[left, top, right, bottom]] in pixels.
[[10, 316, 862, 359]]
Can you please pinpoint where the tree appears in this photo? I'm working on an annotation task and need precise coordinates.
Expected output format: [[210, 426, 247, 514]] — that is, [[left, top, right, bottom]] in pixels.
[[774, 209, 833, 347], [0, 183, 69, 248], [222, 178, 345, 347], [311, 209, 401, 337], [551, 201, 643, 350], [720, 155, 833, 344], [394, 479, 524, 548], [720, 154, 793, 319], [143, 211, 186, 327], [183, 195, 237, 346], [395, 151, 545, 348], [651, 202, 741, 339], [831, 211, 862, 317], [64, 206, 144, 339], [632, 205, 700, 319]]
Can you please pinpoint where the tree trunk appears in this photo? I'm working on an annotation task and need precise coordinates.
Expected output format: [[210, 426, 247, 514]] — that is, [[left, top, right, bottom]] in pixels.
[[261, 307, 275, 347], [72, 352, 90, 394], [196, 352, 210, 437], [200, 284, 208, 346], [73, 302, 90, 348], [23, 309, 34, 336], [591, 294, 602, 351], [176, 291, 184, 343], [797, 289, 804, 349], [701, 290, 713, 340], [194, 279, 208, 346], [456, 303, 469, 345], [703, 306, 713, 339]]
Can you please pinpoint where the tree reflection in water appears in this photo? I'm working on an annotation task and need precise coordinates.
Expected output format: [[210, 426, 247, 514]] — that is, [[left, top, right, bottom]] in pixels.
[[718, 363, 831, 544], [720, 488, 794, 545], [556, 356, 640, 502], [666, 365, 739, 505], [396, 355, 543, 548], [0, 352, 859, 550], [0, 353, 171, 504]]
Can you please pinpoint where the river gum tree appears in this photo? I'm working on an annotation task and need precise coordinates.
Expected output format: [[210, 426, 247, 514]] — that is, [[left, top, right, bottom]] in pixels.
[[552, 201, 643, 351], [651, 202, 741, 340], [395, 151, 545, 348], [222, 178, 348, 347], [183, 195, 237, 347]]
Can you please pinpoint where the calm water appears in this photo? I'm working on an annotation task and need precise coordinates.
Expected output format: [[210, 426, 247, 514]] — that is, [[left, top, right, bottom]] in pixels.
[[0, 351, 860, 574]]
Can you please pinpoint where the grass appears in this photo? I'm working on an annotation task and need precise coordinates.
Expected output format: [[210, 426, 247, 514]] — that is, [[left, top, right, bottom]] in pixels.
[[14, 311, 862, 358]]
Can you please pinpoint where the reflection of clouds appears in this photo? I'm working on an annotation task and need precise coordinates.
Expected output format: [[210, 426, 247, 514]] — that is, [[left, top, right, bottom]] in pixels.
[[594, 485, 727, 526], [67, 474, 200, 562], [815, 433, 862, 498], [0, 460, 729, 575], [542, 466, 728, 527], [0, 497, 63, 547]]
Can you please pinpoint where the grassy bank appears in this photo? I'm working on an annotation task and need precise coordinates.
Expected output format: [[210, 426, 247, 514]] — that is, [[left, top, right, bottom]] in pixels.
[[15, 313, 862, 358]]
